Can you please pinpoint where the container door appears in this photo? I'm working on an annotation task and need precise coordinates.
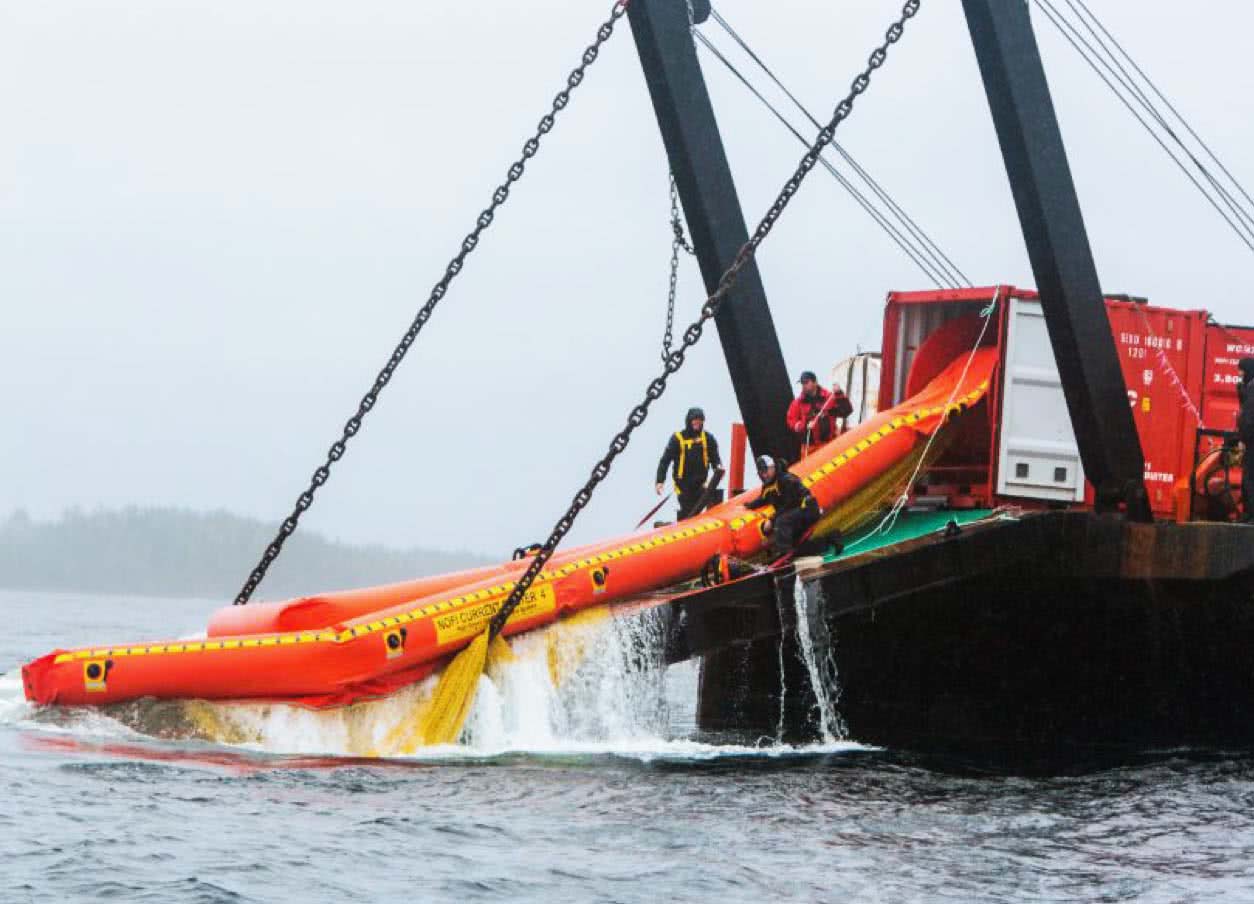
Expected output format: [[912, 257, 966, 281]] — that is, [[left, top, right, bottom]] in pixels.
[[995, 298, 1086, 502], [1203, 323, 1254, 440], [1105, 301, 1207, 517]]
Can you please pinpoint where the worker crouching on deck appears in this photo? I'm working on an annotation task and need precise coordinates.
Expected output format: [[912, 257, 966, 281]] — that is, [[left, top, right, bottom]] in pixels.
[[788, 370, 853, 456], [747, 454, 820, 558], [656, 407, 724, 521], [1239, 358, 1254, 522]]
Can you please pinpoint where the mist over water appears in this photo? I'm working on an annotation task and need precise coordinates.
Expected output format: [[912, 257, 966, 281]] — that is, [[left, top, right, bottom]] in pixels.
[[7, 589, 1254, 902]]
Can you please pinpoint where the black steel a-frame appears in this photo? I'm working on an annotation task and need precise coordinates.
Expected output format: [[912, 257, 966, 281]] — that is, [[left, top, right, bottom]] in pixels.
[[628, 0, 1150, 519], [627, 0, 797, 464]]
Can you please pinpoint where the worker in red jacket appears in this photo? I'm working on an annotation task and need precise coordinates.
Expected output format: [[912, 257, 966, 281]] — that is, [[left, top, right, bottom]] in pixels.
[[787, 370, 853, 455]]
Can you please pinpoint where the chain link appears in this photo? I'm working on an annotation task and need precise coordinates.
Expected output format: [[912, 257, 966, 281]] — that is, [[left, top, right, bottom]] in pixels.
[[490, 0, 922, 638], [233, 0, 631, 606], [661, 172, 695, 362]]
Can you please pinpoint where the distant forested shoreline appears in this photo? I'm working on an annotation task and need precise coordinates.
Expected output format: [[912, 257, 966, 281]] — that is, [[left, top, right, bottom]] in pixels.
[[0, 507, 491, 600]]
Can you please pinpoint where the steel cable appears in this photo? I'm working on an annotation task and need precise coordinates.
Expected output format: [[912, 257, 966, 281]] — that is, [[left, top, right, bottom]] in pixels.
[[1054, 0, 1254, 236], [1066, 0, 1254, 221], [693, 29, 954, 288], [1033, 0, 1254, 254], [708, 5, 972, 288]]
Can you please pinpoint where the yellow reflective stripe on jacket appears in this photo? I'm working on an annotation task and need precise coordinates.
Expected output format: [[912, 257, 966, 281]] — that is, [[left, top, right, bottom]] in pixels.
[[673, 431, 709, 481]]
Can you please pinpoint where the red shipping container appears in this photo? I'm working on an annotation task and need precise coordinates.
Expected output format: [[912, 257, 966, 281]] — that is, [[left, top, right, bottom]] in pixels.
[[1103, 300, 1209, 518], [878, 288, 1217, 519], [1201, 322, 1254, 442]]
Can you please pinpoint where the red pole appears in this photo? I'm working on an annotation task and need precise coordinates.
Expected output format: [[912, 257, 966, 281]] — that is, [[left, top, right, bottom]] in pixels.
[[729, 422, 747, 495]]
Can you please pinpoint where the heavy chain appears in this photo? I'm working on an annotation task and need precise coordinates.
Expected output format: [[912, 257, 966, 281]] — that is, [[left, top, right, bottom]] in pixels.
[[233, 0, 631, 606], [661, 172, 695, 362], [490, 0, 922, 638]]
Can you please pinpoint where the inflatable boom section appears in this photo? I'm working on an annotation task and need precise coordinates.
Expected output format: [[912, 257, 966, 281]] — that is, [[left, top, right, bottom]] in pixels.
[[22, 350, 996, 708]]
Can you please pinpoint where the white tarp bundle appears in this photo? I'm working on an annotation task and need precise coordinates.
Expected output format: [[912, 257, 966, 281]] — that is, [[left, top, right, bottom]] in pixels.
[[830, 353, 882, 426]]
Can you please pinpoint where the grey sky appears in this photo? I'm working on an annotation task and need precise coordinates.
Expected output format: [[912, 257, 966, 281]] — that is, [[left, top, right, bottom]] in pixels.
[[3, 1, 1252, 576]]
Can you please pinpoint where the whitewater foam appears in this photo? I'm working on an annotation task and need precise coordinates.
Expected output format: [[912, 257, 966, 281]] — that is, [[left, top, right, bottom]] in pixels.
[[790, 578, 846, 743], [0, 671, 29, 725], [0, 668, 154, 742], [2, 606, 868, 762]]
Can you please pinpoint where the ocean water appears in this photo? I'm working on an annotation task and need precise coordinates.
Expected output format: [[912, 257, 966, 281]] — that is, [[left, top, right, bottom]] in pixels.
[[5, 588, 1254, 902]]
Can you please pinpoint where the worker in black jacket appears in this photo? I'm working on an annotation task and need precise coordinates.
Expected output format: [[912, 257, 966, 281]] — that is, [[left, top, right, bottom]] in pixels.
[[1239, 358, 1254, 522], [655, 407, 723, 521], [746, 454, 821, 557]]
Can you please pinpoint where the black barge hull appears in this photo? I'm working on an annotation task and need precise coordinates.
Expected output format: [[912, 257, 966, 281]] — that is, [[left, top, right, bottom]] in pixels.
[[664, 513, 1254, 759]]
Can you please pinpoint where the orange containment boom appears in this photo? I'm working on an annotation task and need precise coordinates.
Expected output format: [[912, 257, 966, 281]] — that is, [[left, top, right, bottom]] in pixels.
[[22, 349, 997, 708]]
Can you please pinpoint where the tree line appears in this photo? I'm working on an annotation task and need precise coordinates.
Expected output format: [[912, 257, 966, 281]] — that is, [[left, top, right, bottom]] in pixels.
[[0, 506, 490, 600]]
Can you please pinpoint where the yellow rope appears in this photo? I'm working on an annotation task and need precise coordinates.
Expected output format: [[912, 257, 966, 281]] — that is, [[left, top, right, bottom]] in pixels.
[[810, 431, 954, 540]]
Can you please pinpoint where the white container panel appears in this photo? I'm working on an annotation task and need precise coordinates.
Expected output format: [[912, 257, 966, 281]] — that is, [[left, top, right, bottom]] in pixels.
[[996, 299, 1086, 502]]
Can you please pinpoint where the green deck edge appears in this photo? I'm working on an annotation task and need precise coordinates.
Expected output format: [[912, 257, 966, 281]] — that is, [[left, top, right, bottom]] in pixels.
[[824, 509, 997, 562]]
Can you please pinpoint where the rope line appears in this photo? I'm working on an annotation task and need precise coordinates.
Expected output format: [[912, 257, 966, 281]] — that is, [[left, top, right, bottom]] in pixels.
[[1131, 303, 1205, 428]]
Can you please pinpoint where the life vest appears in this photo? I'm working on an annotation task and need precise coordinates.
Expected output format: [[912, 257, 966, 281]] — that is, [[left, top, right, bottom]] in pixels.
[[674, 430, 710, 481], [760, 474, 814, 511]]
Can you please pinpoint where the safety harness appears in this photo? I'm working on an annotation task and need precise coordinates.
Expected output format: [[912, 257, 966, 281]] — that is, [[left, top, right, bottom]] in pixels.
[[673, 430, 710, 481], [760, 478, 813, 510]]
